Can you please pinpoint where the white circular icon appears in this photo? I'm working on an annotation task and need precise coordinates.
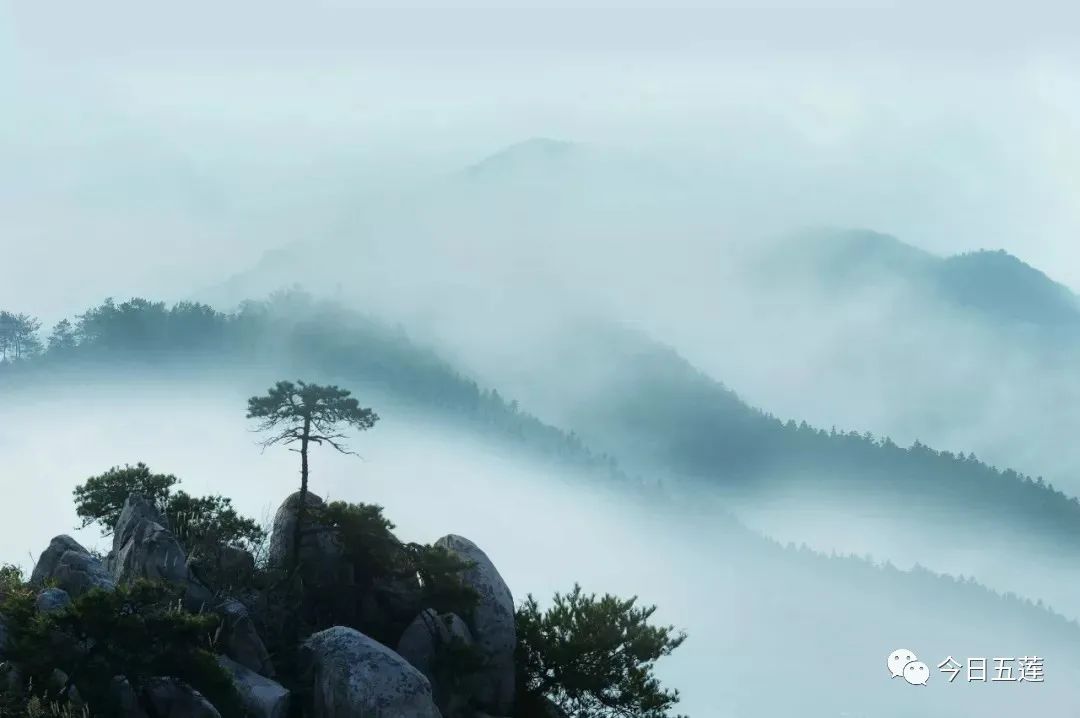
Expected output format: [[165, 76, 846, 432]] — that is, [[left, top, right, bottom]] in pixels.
[[903, 661, 930, 686], [888, 648, 917, 679]]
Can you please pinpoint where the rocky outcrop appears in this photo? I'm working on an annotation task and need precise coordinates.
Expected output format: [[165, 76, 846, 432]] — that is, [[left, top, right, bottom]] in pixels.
[[218, 656, 290, 718], [142, 677, 222, 718], [30, 535, 115, 597], [268, 492, 342, 580], [300, 625, 441, 718], [111, 495, 189, 586], [397, 609, 475, 715], [109, 494, 214, 612], [114, 495, 168, 547], [216, 598, 275, 678], [435, 534, 516, 713], [35, 587, 72, 614]]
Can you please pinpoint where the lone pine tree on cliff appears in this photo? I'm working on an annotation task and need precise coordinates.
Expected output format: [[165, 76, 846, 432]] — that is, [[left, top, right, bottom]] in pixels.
[[247, 380, 379, 574]]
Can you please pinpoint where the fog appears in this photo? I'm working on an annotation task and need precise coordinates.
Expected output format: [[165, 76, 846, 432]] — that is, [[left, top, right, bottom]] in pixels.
[[4, 379, 1080, 716], [5, 4, 1080, 319], [5, 4, 1080, 715], [6, 5, 1080, 485]]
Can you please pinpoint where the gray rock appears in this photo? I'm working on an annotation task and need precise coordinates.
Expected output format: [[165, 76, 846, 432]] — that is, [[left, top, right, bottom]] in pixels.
[[31, 536, 115, 597], [397, 609, 475, 715], [216, 599, 275, 678], [111, 676, 149, 718], [184, 576, 216, 614], [54, 550, 118, 597], [35, 587, 72, 614], [142, 677, 222, 718], [435, 534, 516, 713], [31, 535, 86, 585], [47, 669, 83, 707], [218, 655, 290, 718], [0, 663, 23, 696], [300, 625, 441, 718], [112, 497, 189, 586], [113, 494, 168, 551], [268, 492, 342, 578], [217, 545, 257, 585]]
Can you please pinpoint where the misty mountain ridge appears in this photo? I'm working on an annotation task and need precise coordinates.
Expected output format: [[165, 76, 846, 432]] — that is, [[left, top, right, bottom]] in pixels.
[[762, 227, 1080, 329], [7, 293, 1080, 617], [464, 137, 580, 179], [8, 293, 1080, 715]]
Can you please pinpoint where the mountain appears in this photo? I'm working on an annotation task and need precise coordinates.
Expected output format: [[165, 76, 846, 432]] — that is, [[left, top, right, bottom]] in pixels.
[[759, 228, 1080, 329], [463, 137, 581, 180], [936, 249, 1080, 326]]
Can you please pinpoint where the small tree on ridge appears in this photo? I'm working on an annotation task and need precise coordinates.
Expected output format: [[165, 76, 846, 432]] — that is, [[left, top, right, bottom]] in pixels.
[[246, 380, 379, 574]]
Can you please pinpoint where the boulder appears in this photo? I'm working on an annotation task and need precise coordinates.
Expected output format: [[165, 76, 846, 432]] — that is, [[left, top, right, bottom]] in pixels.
[[188, 544, 257, 592], [110, 676, 149, 718], [216, 599, 275, 678], [299, 625, 441, 718], [0, 663, 22, 696], [218, 655, 290, 718], [142, 677, 222, 718], [214, 545, 257, 586], [113, 495, 168, 550], [35, 587, 72, 614], [397, 609, 475, 715], [434, 534, 516, 713], [268, 492, 342, 578], [49, 669, 83, 708], [111, 496, 189, 586], [31, 536, 115, 597], [31, 535, 86, 584]]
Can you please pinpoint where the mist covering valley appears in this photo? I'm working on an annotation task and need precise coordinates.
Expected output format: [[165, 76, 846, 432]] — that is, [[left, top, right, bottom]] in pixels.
[[4, 4, 1080, 717]]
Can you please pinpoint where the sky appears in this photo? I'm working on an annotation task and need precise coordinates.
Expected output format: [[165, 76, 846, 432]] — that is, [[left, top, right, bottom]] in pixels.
[[3, 3, 1080, 323]]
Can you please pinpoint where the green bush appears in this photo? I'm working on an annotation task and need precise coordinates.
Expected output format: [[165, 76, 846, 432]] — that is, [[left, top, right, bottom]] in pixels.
[[0, 581, 242, 718], [72, 463, 176, 531], [317, 502, 402, 580], [72, 464, 265, 560], [0, 564, 24, 600], [406, 544, 478, 620], [516, 585, 687, 718], [316, 502, 479, 618]]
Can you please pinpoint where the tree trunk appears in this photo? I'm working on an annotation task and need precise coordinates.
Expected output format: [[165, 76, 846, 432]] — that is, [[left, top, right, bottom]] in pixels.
[[291, 416, 311, 575]]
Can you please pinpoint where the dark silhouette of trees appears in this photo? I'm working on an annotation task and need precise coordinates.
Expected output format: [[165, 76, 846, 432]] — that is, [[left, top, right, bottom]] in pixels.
[[47, 319, 79, 354], [9, 293, 1080, 556], [246, 380, 379, 573], [0, 311, 42, 361]]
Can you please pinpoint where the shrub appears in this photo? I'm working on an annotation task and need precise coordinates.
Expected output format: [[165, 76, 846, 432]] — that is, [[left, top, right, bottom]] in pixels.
[[315, 502, 479, 617], [317, 502, 402, 580], [0, 581, 242, 718], [406, 544, 478, 620], [72, 464, 264, 559], [0, 564, 24, 600], [516, 584, 687, 718]]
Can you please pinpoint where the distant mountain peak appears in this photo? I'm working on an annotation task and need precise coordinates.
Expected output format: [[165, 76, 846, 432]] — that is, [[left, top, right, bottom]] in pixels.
[[465, 137, 581, 177], [938, 248, 1080, 325]]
